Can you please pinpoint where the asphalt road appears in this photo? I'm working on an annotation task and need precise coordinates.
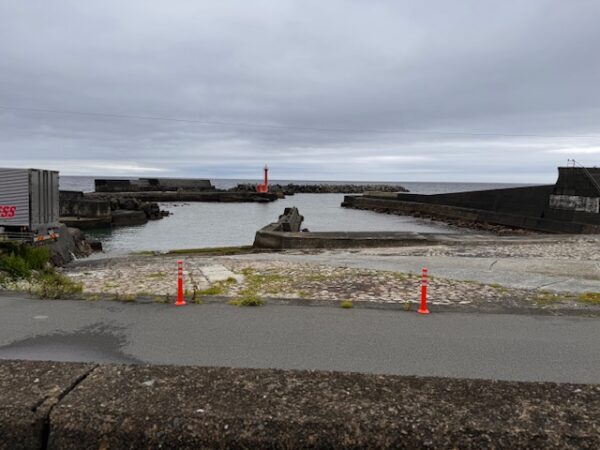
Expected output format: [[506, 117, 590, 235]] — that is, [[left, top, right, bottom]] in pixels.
[[0, 294, 599, 383]]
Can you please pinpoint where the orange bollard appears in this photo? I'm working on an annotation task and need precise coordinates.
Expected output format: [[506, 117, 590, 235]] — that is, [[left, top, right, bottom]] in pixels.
[[175, 260, 186, 306], [418, 267, 430, 314]]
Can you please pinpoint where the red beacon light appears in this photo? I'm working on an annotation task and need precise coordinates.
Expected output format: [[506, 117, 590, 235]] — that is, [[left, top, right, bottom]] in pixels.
[[256, 164, 269, 193]]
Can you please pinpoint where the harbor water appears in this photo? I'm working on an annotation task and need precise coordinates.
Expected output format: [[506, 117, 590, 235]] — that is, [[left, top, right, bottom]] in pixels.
[[60, 177, 529, 255]]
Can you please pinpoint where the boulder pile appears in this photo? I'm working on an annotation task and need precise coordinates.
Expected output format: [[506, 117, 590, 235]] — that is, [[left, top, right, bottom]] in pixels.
[[229, 183, 408, 195]]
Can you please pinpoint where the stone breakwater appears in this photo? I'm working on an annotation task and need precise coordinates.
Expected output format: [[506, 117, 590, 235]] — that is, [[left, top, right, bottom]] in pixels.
[[229, 183, 409, 194], [85, 190, 280, 203]]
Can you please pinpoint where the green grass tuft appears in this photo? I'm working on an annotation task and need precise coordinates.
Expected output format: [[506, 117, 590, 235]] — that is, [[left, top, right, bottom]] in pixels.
[[198, 285, 226, 296], [194, 277, 238, 300], [0, 252, 31, 279], [32, 271, 83, 299], [340, 300, 353, 309], [229, 293, 264, 307], [0, 245, 51, 280], [147, 271, 167, 280], [578, 292, 600, 304], [534, 291, 562, 305], [489, 283, 510, 293]]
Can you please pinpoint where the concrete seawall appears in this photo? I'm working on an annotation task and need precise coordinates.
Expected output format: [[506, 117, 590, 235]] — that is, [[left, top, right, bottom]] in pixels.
[[342, 195, 600, 234], [1, 360, 598, 449], [341, 167, 600, 234]]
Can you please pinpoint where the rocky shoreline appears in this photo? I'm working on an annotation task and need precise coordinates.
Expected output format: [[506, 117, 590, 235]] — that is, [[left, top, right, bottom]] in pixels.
[[228, 183, 409, 194]]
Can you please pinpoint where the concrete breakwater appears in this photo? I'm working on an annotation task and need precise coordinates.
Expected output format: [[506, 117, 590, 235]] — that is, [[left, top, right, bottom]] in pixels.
[[229, 183, 409, 194], [95, 177, 215, 192], [253, 207, 452, 249], [59, 191, 169, 229], [1, 359, 598, 449], [342, 167, 600, 234], [59, 190, 280, 230]]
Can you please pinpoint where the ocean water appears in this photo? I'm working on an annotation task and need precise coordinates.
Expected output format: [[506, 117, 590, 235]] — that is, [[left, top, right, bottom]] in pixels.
[[60, 176, 531, 254]]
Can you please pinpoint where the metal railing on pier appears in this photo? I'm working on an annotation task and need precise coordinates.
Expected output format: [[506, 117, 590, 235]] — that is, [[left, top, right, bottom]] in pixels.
[[0, 231, 34, 243]]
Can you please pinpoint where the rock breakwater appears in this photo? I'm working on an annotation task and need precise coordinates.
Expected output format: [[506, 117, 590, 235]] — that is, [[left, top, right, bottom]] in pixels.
[[229, 183, 408, 194]]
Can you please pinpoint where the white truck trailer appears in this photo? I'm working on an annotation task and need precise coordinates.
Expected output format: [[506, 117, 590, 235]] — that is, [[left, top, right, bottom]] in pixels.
[[0, 168, 61, 242]]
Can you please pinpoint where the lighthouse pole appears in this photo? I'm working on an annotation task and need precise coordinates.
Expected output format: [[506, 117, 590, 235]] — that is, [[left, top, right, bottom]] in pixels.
[[263, 164, 269, 190]]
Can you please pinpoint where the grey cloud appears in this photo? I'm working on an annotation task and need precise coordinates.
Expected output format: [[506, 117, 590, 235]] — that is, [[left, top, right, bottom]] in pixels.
[[1, 0, 600, 182]]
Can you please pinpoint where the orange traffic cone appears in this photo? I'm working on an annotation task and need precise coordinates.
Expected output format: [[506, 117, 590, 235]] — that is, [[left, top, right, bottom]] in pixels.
[[418, 268, 429, 314], [175, 260, 186, 306]]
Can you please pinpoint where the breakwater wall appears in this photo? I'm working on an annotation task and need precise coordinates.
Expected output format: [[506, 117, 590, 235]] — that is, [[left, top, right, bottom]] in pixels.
[[59, 191, 168, 229], [60, 190, 280, 229], [1, 359, 598, 449], [342, 195, 600, 234], [86, 191, 280, 203], [342, 167, 600, 234], [95, 178, 214, 192], [230, 183, 409, 194], [254, 208, 446, 249]]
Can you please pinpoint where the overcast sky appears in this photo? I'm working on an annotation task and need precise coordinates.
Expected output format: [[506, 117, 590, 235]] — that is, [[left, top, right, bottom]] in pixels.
[[1, 1, 600, 183]]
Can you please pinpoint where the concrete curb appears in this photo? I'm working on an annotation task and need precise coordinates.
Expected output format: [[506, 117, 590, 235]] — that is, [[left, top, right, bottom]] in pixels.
[[2, 290, 599, 318], [0, 360, 598, 449]]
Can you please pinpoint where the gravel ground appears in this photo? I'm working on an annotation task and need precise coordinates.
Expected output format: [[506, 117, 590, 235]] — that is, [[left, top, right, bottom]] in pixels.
[[60, 255, 523, 307], [53, 249, 599, 313], [3, 235, 598, 313]]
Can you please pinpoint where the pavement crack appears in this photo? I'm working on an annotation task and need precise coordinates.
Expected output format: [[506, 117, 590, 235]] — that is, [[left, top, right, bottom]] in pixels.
[[488, 259, 498, 271], [38, 364, 98, 450]]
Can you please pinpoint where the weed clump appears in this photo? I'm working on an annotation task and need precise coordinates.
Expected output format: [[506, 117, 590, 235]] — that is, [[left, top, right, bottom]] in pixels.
[[198, 285, 226, 296], [31, 271, 83, 299], [0, 252, 31, 279], [489, 283, 509, 293], [193, 278, 238, 302], [229, 294, 264, 307], [0, 245, 51, 280], [147, 272, 166, 280], [578, 292, 600, 304]]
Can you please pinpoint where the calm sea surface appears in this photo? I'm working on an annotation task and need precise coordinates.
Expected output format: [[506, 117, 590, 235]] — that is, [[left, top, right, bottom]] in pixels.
[[60, 176, 532, 254]]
